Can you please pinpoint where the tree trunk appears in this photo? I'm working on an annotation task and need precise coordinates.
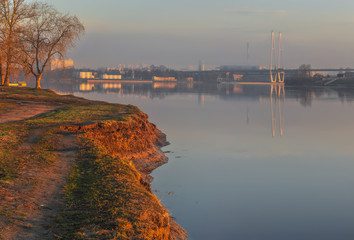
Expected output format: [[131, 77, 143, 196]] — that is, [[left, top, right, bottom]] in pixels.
[[4, 45, 12, 86], [0, 61, 3, 86], [36, 72, 43, 89], [4, 65, 10, 86], [4, 74, 10, 86]]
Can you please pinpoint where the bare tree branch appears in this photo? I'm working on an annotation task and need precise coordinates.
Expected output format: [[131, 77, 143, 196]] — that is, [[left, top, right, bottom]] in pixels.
[[19, 2, 84, 88], [0, 0, 32, 86]]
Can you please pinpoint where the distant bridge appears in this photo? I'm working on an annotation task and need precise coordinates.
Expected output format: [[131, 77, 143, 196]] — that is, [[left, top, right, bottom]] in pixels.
[[186, 68, 354, 74], [298, 68, 354, 72]]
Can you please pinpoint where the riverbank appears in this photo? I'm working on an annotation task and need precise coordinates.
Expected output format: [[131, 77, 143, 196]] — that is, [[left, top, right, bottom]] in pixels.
[[0, 87, 186, 239]]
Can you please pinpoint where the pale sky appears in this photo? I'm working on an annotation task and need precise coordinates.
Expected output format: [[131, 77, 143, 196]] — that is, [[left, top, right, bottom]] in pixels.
[[41, 0, 354, 69]]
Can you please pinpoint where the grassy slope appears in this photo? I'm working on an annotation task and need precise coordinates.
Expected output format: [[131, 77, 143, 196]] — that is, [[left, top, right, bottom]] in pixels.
[[61, 138, 171, 239], [0, 87, 186, 240], [0, 87, 129, 181]]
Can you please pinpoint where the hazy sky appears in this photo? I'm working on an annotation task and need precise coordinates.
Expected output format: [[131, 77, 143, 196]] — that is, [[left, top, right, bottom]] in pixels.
[[41, 0, 354, 69]]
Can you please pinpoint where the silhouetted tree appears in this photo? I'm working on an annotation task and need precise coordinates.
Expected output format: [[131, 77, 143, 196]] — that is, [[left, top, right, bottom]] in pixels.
[[0, 0, 32, 86], [19, 2, 84, 88], [298, 64, 311, 78]]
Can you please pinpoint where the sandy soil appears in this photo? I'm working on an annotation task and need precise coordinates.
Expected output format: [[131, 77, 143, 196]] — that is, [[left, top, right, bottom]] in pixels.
[[0, 101, 58, 124], [0, 102, 186, 239], [0, 131, 77, 240], [0, 104, 76, 239]]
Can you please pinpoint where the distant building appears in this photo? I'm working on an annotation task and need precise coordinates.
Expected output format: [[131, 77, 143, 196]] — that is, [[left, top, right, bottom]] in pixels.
[[152, 76, 177, 82], [106, 67, 120, 72], [345, 72, 354, 78], [199, 60, 205, 71], [233, 74, 244, 81], [101, 74, 122, 80], [77, 72, 95, 79], [50, 59, 74, 71], [180, 66, 196, 71]]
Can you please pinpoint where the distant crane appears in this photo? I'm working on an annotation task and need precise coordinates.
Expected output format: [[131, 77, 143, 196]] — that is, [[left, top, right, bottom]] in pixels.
[[270, 31, 285, 83]]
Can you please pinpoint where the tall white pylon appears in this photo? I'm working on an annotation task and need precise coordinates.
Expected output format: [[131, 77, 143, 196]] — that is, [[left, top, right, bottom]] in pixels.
[[277, 32, 285, 83], [277, 32, 282, 70], [270, 31, 285, 83]]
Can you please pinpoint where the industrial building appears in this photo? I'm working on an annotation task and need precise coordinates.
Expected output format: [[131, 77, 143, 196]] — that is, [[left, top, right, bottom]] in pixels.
[[77, 71, 95, 79], [101, 74, 122, 80]]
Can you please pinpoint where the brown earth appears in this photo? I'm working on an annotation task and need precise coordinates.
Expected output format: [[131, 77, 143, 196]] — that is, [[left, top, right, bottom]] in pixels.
[[62, 112, 170, 183], [61, 113, 187, 239], [0, 101, 59, 124], [0, 104, 81, 239], [0, 101, 187, 239], [0, 132, 77, 240]]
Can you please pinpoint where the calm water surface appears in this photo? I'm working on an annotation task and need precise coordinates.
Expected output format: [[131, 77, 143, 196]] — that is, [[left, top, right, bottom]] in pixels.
[[69, 83, 354, 240]]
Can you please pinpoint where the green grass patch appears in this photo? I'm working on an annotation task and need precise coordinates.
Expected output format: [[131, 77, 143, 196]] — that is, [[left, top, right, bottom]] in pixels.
[[58, 138, 169, 239], [0, 124, 28, 180], [0, 88, 141, 181], [26, 104, 129, 126], [0, 87, 177, 239], [0, 87, 75, 103], [29, 130, 59, 166], [0, 123, 59, 181]]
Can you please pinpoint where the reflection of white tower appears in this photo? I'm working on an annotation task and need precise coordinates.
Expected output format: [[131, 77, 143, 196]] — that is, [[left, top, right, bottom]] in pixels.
[[247, 42, 250, 66], [270, 84, 285, 137], [198, 92, 205, 105], [246, 104, 250, 124]]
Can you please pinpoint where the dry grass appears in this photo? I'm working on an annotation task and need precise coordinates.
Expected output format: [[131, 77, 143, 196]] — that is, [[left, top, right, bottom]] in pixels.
[[0, 87, 187, 240], [59, 138, 172, 239]]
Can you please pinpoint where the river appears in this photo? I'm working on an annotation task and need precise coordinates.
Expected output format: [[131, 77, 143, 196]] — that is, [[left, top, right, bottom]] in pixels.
[[54, 81, 354, 240]]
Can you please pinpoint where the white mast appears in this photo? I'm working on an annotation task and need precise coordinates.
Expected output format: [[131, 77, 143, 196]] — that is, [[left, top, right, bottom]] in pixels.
[[277, 32, 283, 70], [270, 31, 275, 71]]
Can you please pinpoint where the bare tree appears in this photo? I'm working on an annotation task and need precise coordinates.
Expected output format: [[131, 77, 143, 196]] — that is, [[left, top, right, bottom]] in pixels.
[[0, 44, 5, 85], [0, 19, 4, 85], [20, 2, 84, 89], [0, 0, 30, 86], [298, 64, 312, 78]]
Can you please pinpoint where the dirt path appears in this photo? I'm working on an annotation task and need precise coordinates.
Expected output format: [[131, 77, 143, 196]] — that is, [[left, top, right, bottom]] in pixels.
[[0, 132, 77, 240], [0, 102, 58, 124]]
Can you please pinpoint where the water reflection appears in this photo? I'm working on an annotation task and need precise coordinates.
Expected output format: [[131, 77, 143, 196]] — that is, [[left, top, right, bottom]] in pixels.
[[51, 79, 354, 140], [48, 79, 354, 140], [44, 79, 354, 240], [41, 76, 354, 106], [153, 82, 177, 89], [198, 93, 205, 105], [79, 83, 94, 91], [270, 84, 285, 137]]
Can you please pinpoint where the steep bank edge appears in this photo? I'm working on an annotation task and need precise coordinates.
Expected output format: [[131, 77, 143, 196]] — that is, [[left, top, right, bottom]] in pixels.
[[60, 111, 187, 239]]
